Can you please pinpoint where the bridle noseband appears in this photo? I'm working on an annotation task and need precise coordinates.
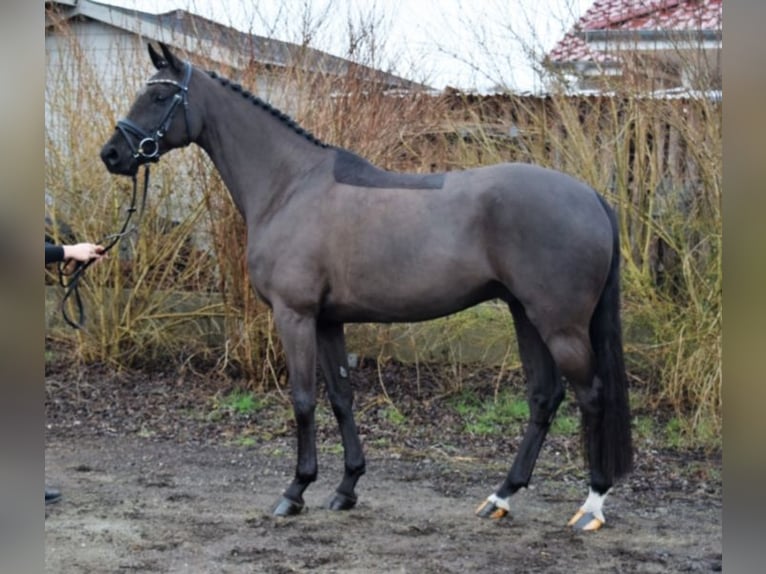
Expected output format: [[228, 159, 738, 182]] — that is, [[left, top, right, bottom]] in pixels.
[[115, 60, 193, 162]]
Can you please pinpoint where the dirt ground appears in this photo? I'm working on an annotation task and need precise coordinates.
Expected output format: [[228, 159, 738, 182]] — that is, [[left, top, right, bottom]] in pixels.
[[45, 361, 722, 573]]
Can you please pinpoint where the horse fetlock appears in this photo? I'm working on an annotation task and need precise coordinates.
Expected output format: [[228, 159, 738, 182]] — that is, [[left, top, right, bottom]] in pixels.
[[295, 468, 318, 486], [346, 461, 366, 478]]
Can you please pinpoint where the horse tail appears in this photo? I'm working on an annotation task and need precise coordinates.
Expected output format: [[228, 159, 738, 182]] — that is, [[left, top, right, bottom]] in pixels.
[[589, 193, 633, 482]]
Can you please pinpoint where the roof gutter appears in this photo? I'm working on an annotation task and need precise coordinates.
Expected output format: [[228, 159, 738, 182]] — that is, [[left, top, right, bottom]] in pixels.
[[575, 28, 721, 55], [578, 28, 720, 43]]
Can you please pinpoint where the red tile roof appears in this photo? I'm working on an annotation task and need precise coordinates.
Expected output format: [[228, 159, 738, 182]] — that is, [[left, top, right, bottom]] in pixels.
[[548, 0, 722, 65]]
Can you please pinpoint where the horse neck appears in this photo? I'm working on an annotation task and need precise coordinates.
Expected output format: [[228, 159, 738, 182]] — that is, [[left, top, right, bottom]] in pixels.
[[195, 89, 329, 224]]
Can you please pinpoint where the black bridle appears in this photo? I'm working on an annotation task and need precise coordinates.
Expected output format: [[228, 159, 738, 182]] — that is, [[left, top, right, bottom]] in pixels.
[[58, 60, 193, 329], [115, 60, 193, 162]]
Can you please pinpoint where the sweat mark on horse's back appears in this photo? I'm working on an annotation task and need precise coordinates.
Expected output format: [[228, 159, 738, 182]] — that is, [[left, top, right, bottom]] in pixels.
[[333, 149, 445, 190]]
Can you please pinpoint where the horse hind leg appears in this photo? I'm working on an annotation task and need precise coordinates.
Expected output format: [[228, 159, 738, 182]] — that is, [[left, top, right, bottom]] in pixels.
[[476, 301, 564, 521], [316, 321, 366, 511], [545, 327, 628, 531]]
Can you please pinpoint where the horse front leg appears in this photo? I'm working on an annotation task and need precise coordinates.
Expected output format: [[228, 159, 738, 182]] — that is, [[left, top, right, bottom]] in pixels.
[[271, 305, 318, 517], [316, 321, 366, 511]]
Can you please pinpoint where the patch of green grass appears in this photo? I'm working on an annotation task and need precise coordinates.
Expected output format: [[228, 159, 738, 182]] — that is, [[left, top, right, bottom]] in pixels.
[[320, 443, 344, 455], [691, 418, 721, 450], [234, 436, 257, 447], [657, 414, 721, 451], [452, 389, 583, 438], [550, 414, 579, 437], [633, 415, 655, 441], [382, 406, 407, 427], [665, 416, 684, 448], [465, 419, 497, 436], [498, 397, 530, 420], [451, 388, 529, 436], [210, 389, 266, 419], [451, 390, 482, 417]]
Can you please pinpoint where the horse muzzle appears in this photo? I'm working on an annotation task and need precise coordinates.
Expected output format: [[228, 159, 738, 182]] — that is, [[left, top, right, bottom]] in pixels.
[[100, 139, 142, 176]]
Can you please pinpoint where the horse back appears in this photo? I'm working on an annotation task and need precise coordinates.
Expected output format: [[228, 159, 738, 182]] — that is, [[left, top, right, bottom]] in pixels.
[[253, 161, 613, 324]]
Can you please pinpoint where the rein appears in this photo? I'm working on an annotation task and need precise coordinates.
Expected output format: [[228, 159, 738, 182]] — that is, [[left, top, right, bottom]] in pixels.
[[57, 167, 150, 329], [58, 61, 193, 329]]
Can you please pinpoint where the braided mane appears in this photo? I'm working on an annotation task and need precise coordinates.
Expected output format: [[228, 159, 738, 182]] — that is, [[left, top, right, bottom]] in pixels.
[[206, 70, 329, 149]]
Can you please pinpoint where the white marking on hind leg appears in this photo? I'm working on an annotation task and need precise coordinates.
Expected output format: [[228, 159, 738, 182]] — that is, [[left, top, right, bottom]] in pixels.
[[488, 493, 511, 511], [476, 492, 512, 518], [578, 487, 609, 523], [580, 488, 609, 522]]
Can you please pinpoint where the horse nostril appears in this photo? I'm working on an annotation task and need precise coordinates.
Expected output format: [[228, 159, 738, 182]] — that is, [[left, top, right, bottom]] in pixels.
[[101, 145, 120, 166]]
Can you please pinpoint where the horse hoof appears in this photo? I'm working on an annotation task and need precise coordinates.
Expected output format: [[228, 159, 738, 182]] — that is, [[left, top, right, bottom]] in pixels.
[[327, 491, 357, 511], [272, 495, 304, 517], [567, 510, 604, 531], [475, 499, 509, 520]]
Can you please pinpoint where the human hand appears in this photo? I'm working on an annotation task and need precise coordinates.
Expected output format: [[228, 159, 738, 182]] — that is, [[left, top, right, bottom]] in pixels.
[[62, 243, 106, 263]]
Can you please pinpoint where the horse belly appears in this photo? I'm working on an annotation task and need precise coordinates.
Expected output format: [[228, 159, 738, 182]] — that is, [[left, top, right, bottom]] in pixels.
[[321, 253, 500, 323]]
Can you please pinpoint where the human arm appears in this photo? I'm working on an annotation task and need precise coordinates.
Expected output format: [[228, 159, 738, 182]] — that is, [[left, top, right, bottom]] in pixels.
[[45, 243, 65, 264], [45, 242, 105, 265]]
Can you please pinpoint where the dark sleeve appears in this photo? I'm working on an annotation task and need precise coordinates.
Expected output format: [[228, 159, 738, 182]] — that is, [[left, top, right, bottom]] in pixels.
[[45, 243, 65, 265]]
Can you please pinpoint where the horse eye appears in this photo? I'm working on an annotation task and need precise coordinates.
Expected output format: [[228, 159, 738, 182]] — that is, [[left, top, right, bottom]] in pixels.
[[152, 92, 169, 103]]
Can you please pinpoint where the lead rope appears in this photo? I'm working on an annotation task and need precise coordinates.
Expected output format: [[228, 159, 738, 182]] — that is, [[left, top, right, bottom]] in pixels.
[[58, 166, 150, 329]]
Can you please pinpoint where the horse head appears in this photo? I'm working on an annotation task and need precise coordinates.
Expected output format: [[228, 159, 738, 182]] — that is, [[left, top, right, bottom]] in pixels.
[[100, 43, 201, 175]]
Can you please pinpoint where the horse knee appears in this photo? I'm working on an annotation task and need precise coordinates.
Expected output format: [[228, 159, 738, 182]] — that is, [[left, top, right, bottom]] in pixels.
[[292, 396, 316, 420]]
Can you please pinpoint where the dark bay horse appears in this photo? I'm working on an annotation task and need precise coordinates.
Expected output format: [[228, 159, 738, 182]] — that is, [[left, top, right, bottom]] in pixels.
[[101, 43, 632, 531]]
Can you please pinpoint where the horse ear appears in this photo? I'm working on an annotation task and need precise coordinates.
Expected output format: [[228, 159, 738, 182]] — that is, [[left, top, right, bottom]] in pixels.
[[159, 42, 184, 73], [148, 43, 166, 70]]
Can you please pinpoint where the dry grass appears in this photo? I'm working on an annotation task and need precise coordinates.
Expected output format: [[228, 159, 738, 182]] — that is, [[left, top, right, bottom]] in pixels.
[[45, 3, 721, 447]]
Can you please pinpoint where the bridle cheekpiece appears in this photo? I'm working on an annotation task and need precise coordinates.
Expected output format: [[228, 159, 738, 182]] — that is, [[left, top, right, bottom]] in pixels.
[[115, 60, 193, 162]]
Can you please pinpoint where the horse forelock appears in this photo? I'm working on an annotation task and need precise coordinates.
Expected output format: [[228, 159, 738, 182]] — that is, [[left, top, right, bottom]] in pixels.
[[204, 69, 328, 149]]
